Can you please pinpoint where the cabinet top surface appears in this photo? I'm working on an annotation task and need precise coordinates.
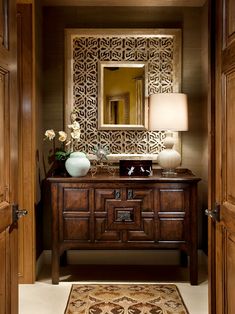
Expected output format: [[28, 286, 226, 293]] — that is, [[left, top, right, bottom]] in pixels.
[[47, 169, 201, 183]]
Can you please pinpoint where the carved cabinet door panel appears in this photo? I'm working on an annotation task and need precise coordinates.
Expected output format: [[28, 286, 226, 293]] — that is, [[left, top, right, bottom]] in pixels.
[[60, 186, 92, 242], [94, 187, 156, 243], [157, 187, 190, 243], [126, 188, 155, 242], [94, 188, 124, 242]]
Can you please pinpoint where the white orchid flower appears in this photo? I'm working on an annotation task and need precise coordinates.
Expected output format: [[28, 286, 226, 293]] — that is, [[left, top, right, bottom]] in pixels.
[[68, 121, 80, 131], [58, 131, 67, 142], [71, 129, 81, 140], [45, 129, 55, 140], [44, 113, 81, 158]]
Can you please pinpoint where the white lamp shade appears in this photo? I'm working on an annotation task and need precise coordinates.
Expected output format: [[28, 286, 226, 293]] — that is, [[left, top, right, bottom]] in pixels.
[[149, 93, 188, 131]]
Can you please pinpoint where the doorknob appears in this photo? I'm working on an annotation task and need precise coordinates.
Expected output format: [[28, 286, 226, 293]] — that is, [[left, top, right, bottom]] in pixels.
[[12, 204, 28, 222], [205, 203, 220, 222]]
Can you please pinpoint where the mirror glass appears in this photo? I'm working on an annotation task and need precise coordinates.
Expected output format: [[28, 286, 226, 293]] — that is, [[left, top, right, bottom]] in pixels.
[[98, 62, 148, 130]]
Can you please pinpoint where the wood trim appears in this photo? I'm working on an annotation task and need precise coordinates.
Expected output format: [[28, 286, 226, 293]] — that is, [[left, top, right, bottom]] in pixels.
[[215, 224, 224, 314], [0, 69, 10, 206], [17, 0, 34, 3], [10, 224, 18, 314], [41, 0, 206, 7], [214, 0, 225, 313], [208, 0, 216, 313], [17, 3, 36, 284]]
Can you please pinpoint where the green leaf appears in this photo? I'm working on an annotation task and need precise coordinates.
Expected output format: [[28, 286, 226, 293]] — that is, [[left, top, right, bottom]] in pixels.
[[55, 151, 70, 161]]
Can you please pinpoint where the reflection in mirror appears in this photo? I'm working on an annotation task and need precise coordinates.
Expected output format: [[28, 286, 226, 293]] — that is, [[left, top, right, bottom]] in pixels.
[[98, 62, 148, 130], [105, 93, 130, 124]]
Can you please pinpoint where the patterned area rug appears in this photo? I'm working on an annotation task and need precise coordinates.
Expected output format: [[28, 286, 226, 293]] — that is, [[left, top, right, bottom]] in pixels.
[[64, 284, 189, 314]]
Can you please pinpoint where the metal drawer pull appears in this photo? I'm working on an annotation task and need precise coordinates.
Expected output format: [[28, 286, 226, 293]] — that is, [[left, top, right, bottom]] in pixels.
[[127, 189, 133, 200], [116, 210, 133, 222], [115, 190, 121, 199]]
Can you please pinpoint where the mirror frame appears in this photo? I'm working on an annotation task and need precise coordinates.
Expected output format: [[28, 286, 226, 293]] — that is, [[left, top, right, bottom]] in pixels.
[[98, 61, 148, 130], [64, 28, 181, 162]]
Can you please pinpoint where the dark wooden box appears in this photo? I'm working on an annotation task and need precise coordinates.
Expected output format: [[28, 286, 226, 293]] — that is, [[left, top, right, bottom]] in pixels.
[[119, 160, 152, 176]]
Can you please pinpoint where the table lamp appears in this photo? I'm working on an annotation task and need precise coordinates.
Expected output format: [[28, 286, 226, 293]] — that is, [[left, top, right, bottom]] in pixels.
[[149, 93, 188, 176]]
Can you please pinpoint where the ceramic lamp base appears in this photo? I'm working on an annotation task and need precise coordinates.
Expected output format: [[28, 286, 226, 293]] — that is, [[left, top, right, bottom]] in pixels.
[[157, 148, 181, 177]]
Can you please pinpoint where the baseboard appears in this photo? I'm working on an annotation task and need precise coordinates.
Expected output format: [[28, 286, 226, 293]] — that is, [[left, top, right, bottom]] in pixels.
[[38, 249, 209, 266]]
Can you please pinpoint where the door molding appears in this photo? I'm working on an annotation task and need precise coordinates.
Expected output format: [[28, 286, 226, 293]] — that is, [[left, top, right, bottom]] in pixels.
[[208, 0, 216, 312], [17, 2, 36, 283]]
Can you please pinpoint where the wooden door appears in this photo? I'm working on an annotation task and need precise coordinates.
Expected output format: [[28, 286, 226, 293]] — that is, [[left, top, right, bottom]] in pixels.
[[0, 0, 18, 313], [209, 0, 235, 313]]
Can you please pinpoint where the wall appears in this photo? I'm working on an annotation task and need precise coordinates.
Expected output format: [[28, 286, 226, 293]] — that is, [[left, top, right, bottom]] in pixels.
[[42, 6, 207, 250]]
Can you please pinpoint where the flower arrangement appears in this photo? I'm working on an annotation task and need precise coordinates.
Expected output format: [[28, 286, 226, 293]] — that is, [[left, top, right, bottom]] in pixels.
[[44, 112, 81, 161]]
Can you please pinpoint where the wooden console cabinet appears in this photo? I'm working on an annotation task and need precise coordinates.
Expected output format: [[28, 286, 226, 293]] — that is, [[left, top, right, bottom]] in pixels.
[[48, 170, 200, 285]]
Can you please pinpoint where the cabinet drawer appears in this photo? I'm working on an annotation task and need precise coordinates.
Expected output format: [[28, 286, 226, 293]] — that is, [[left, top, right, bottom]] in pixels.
[[63, 188, 90, 211], [159, 188, 188, 212], [94, 188, 154, 212]]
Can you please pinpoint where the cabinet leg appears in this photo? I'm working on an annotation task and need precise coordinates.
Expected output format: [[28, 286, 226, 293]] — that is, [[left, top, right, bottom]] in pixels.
[[52, 250, 60, 285], [190, 249, 198, 285]]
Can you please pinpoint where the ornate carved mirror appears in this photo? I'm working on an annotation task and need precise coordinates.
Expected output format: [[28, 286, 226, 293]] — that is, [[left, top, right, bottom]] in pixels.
[[65, 29, 181, 161]]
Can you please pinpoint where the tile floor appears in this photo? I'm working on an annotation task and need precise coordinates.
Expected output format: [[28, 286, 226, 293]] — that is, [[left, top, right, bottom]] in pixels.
[[19, 261, 208, 314]]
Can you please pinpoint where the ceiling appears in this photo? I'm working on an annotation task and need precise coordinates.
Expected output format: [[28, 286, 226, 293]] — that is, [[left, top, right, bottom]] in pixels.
[[42, 0, 206, 7]]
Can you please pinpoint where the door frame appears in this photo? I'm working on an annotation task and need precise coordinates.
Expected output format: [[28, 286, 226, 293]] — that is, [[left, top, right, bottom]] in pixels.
[[17, 0, 36, 283], [208, 0, 216, 312]]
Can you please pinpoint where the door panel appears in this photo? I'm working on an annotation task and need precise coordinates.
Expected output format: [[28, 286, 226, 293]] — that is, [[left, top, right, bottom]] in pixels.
[[0, 68, 14, 314], [226, 0, 235, 45], [0, 228, 9, 314], [0, 0, 9, 49], [225, 72, 235, 205], [0, 0, 18, 313], [0, 71, 9, 206]]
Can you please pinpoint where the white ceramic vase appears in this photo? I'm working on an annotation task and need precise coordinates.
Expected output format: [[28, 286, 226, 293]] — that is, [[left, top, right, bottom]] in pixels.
[[65, 152, 90, 177]]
